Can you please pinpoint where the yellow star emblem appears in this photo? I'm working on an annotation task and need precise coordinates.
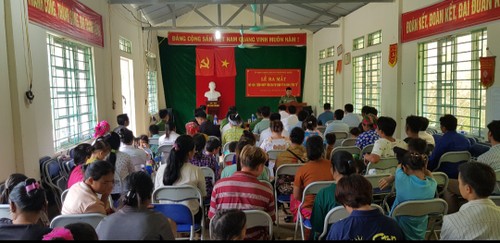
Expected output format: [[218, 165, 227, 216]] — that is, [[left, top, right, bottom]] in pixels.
[[221, 59, 229, 68]]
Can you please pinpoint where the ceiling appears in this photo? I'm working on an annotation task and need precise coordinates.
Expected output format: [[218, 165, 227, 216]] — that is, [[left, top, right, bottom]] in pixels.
[[108, 0, 394, 33]]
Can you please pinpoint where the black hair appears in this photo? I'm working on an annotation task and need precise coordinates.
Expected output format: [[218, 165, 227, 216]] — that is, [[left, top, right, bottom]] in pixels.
[[331, 151, 357, 176], [149, 124, 159, 135], [164, 120, 176, 139], [195, 109, 207, 119], [119, 128, 135, 145], [0, 173, 28, 204], [334, 109, 344, 120], [228, 141, 238, 153], [269, 112, 281, 122], [139, 135, 149, 143], [286, 87, 292, 91], [487, 120, 500, 142], [420, 116, 430, 131], [459, 162, 496, 198], [228, 113, 242, 125], [9, 178, 46, 213], [325, 133, 337, 145], [303, 115, 318, 131], [123, 171, 154, 207], [206, 137, 222, 152], [278, 104, 287, 111], [306, 135, 324, 161], [401, 152, 428, 171], [323, 103, 331, 110], [163, 135, 194, 185], [290, 127, 305, 144], [73, 143, 93, 166], [349, 127, 361, 137], [344, 103, 354, 113], [439, 114, 458, 131], [260, 106, 271, 117], [104, 132, 121, 168], [84, 160, 115, 181], [361, 106, 371, 115], [193, 133, 207, 159], [407, 138, 428, 154], [117, 114, 129, 126], [235, 138, 255, 171], [211, 209, 246, 240], [270, 120, 284, 134], [297, 110, 309, 122], [65, 222, 98, 240], [368, 106, 378, 116], [288, 105, 297, 115], [406, 115, 422, 134], [159, 109, 170, 119], [335, 174, 372, 208], [377, 116, 397, 137], [241, 130, 256, 145]]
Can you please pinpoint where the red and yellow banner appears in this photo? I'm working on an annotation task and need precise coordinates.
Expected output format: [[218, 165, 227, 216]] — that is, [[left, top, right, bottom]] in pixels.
[[480, 56, 496, 88], [402, 0, 500, 43], [28, 0, 104, 47], [169, 32, 307, 46], [246, 69, 301, 97], [388, 43, 398, 67], [196, 48, 215, 76], [214, 48, 236, 77]]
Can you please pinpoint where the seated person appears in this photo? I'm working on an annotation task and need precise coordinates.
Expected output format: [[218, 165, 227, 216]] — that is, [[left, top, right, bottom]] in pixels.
[[326, 174, 405, 240], [211, 209, 246, 240], [0, 179, 52, 240], [325, 132, 336, 160], [440, 162, 500, 240], [0, 173, 28, 204], [97, 171, 176, 240], [67, 143, 93, 189], [43, 222, 99, 240], [221, 137, 269, 181], [190, 133, 219, 199], [364, 116, 407, 167]]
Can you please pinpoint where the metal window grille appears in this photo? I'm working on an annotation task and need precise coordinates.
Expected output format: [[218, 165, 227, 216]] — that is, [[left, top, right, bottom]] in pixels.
[[119, 36, 132, 54], [418, 29, 487, 138], [319, 49, 326, 59], [47, 34, 97, 151], [147, 71, 159, 115], [368, 30, 382, 47], [319, 61, 335, 107], [353, 52, 381, 114], [353, 36, 365, 51], [326, 47, 335, 57]]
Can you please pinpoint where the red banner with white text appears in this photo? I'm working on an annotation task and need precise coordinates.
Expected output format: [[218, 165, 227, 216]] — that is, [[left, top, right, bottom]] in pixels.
[[169, 32, 307, 46], [246, 69, 301, 97], [28, 0, 104, 47], [402, 0, 500, 43], [480, 56, 496, 89]]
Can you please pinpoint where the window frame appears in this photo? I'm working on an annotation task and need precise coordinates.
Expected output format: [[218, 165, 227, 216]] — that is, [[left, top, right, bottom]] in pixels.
[[368, 30, 382, 47], [319, 61, 335, 107], [147, 70, 159, 115], [352, 52, 382, 114], [353, 36, 365, 51]]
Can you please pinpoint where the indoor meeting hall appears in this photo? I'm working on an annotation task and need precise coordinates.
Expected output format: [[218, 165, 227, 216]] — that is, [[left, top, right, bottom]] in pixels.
[[0, 0, 499, 240]]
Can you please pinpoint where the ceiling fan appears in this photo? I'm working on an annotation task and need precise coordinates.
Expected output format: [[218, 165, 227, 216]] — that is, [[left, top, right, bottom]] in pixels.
[[238, 25, 258, 49], [249, 4, 265, 32]]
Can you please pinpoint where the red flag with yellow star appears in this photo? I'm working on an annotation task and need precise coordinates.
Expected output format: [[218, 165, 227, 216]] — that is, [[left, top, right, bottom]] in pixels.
[[215, 48, 236, 77], [196, 48, 214, 76]]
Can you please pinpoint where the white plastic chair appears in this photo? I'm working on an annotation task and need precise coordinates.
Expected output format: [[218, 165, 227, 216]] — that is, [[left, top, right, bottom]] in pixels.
[[431, 172, 449, 198], [361, 144, 374, 155], [434, 151, 471, 178], [294, 181, 335, 240], [152, 185, 205, 240], [0, 204, 10, 219], [267, 150, 285, 179], [209, 209, 274, 240], [157, 144, 174, 165], [365, 157, 399, 175], [274, 164, 303, 238], [317, 204, 384, 240], [330, 146, 361, 160], [222, 152, 236, 169], [341, 138, 357, 147], [50, 213, 106, 229]]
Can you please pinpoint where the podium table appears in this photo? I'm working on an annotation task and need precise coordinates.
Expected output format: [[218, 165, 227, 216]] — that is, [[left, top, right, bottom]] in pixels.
[[281, 101, 307, 114], [207, 101, 220, 116]]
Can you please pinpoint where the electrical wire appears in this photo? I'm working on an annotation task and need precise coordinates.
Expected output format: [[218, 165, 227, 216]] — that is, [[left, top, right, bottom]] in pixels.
[[21, 0, 34, 96]]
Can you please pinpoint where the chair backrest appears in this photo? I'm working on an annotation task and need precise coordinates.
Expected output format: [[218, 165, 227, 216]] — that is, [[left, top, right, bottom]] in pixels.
[[318, 204, 384, 240], [149, 137, 159, 146], [222, 142, 232, 154], [157, 144, 174, 164], [361, 144, 374, 155], [364, 173, 393, 196], [0, 204, 10, 219], [243, 209, 274, 240], [431, 172, 449, 198], [365, 157, 399, 175], [490, 196, 500, 206], [329, 131, 349, 140], [390, 198, 448, 219], [300, 181, 335, 204], [223, 152, 236, 167], [324, 120, 334, 126], [61, 189, 69, 204], [152, 185, 203, 204], [200, 166, 216, 186], [469, 142, 491, 159], [341, 138, 357, 147], [330, 146, 361, 160], [317, 126, 326, 134], [56, 176, 68, 192], [267, 150, 285, 161], [152, 203, 194, 225], [435, 151, 471, 178], [50, 213, 106, 229]]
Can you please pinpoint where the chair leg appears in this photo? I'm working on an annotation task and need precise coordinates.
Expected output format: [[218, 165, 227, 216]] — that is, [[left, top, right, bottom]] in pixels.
[[293, 217, 299, 240], [190, 226, 194, 241], [300, 215, 305, 240]]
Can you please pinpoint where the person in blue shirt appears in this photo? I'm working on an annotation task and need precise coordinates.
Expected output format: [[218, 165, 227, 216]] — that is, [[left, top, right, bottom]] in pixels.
[[326, 174, 405, 240], [427, 114, 471, 179], [317, 103, 334, 126], [390, 152, 437, 240]]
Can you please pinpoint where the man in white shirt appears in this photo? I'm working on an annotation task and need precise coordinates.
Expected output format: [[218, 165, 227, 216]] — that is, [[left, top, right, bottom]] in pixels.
[[323, 109, 350, 137], [417, 116, 435, 146], [341, 103, 361, 128], [282, 105, 298, 131], [440, 162, 500, 240], [119, 129, 148, 172], [278, 104, 289, 120]]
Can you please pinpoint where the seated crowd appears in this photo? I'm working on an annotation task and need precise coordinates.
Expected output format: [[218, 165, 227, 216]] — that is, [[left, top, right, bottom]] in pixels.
[[0, 104, 499, 240]]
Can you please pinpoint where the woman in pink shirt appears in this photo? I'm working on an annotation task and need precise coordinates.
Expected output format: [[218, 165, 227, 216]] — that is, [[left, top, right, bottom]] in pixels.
[[67, 140, 110, 189]]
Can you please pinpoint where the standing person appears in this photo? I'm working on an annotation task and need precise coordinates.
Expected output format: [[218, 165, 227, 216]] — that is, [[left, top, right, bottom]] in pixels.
[[355, 113, 380, 150], [154, 135, 207, 225], [326, 174, 405, 240], [62, 160, 115, 215], [291, 135, 334, 237], [209, 145, 275, 240], [156, 109, 170, 132], [119, 128, 148, 172], [96, 171, 176, 240], [341, 103, 361, 128], [310, 151, 358, 239], [0, 179, 52, 240], [317, 103, 334, 126], [279, 86, 297, 104], [440, 162, 500, 240], [427, 114, 471, 178], [210, 209, 246, 240], [390, 152, 436, 240], [105, 132, 135, 205], [113, 114, 129, 133]]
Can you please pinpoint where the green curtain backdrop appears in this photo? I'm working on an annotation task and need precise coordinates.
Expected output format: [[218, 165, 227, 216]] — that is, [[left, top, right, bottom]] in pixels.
[[158, 37, 306, 134]]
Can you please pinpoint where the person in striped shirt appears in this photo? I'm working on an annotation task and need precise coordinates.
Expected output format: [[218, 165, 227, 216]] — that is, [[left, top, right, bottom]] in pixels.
[[208, 145, 275, 240]]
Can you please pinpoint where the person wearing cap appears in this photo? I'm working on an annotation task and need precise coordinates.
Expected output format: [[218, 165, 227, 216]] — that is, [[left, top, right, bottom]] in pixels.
[[222, 113, 244, 145], [279, 87, 297, 104], [355, 113, 380, 150]]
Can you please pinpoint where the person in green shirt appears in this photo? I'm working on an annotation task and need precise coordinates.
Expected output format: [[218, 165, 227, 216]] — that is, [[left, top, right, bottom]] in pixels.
[[310, 151, 358, 240], [248, 106, 263, 132], [156, 109, 170, 131], [279, 87, 297, 104]]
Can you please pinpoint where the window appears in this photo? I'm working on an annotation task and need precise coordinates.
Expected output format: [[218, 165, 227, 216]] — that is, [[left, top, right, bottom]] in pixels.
[[353, 52, 381, 114], [418, 29, 487, 137], [368, 30, 382, 46], [47, 34, 97, 151], [326, 47, 335, 57], [319, 49, 327, 59], [319, 61, 335, 107], [119, 36, 132, 54], [147, 71, 159, 115], [353, 36, 365, 51]]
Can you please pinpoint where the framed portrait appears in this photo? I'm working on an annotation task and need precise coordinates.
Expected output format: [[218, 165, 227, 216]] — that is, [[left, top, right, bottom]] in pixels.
[[337, 44, 344, 56], [344, 52, 351, 65]]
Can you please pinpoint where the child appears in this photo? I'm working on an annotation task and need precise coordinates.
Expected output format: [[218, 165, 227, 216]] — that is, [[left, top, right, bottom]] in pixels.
[[363, 116, 407, 165], [349, 127, 361, 138], [325, 133, 337, 161], [211, 209, 246, 240]]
